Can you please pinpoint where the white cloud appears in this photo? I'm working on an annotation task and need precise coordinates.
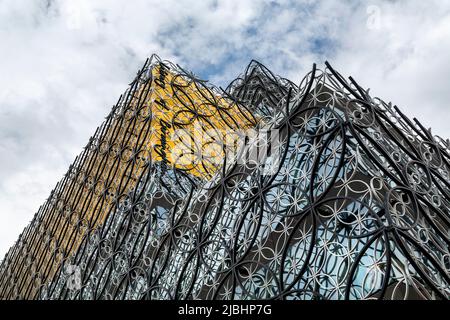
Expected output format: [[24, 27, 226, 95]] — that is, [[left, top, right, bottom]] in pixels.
[[0, 0, 449, 258]]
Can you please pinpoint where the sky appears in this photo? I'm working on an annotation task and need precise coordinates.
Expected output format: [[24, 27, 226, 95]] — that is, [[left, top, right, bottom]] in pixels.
[[0, 0, 450, 259]]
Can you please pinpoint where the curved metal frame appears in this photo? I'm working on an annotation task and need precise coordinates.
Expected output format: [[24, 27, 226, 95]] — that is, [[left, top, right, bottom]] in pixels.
[[0, 55, 449, 300]]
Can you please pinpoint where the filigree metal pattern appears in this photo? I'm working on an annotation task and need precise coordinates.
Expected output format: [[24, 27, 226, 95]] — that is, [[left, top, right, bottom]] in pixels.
[[0, 55, 449, 300]]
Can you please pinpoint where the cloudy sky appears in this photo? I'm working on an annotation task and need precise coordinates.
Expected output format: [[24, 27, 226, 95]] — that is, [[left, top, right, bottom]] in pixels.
[[0, 0, 449, 259]]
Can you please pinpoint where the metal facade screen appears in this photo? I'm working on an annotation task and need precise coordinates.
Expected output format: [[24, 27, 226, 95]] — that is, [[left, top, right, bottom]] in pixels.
[[0, 55, 449, 300]]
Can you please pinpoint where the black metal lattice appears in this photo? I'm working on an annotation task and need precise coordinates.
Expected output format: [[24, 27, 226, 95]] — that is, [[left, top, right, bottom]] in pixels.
[[0, 55, 449, 300]]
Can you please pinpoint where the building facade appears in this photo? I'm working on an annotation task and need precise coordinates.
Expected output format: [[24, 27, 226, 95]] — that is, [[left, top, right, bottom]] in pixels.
[[0, 55, 449, 300]]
